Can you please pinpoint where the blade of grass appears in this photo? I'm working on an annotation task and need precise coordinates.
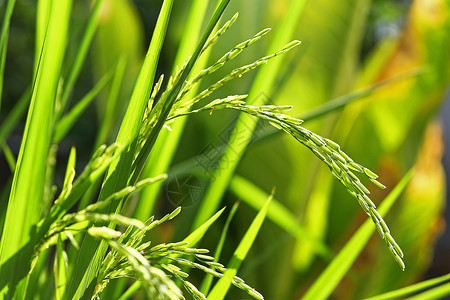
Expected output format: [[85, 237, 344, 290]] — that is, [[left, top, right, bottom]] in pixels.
[[365, 272, 450, 300], [0, 0, 16, 111], [207, 190, 273, 300], [301, 68, 424, 122], [184, 207, 226, 246], [0, 140, 15, 172], [229, 175, 331, 259], [24, 248, 51, 300], [292, 167, 333, 271], [57, 0, 104, 118], [95, 55, 128, 149], [62, 147, 76, 190], [200, 202, 239, 295], [34, 0, 51, 74], [54, 235, 68, 300], [76, 56, 128, 212], [0, 0, 72, 297], [0, 177, 11, 238], [192, 0, 308, 230], [62, 56, 128, 299], [53, 69, 114, 144], [67, 1, 174, 297], [118, 283, 141, 300], [404, 279, 450, 300], [0, 86, 30, 156], [240, 232, 291, 277], [302, 169, 414, 300]]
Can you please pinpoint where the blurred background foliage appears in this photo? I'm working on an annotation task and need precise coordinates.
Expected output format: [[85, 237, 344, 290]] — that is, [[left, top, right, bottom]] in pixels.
[[1, 0, 449, 299]]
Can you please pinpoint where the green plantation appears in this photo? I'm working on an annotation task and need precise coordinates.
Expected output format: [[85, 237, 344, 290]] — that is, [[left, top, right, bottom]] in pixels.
[[0, 0, 449, 299]]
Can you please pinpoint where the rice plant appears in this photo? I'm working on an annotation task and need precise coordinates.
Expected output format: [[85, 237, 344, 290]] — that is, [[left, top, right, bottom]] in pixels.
[[1, 0, 448, 299]]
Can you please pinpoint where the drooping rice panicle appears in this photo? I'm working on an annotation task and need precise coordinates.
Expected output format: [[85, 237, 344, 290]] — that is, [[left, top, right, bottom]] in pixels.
[[217, 102, 404, 270], [166, 97, 404, 270]]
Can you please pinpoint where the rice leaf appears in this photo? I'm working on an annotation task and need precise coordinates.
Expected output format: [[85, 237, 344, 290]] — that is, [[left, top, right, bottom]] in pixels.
[[54, 235, 68, 300], [0, 87, 31, 157], [302, 170, 413, 300], [407, 283, 450, 300], [57, 0, 104, 118], [0, 1, 72, 297], [184, 207, 226, 246], [0, 141, 15, 172], [53, 69, 113, 144], [200, 202, 239, 295], [364, 272, 450, 300], [207, 190, 272, 300], [0, 0, 16, 111], [229, 175, 331, 259]]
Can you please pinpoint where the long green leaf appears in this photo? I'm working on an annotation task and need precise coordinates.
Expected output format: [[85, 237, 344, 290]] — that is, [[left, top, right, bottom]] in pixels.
[[34, 0, 51, 73], [0, 0, 16, 111], [299, 69, 424, 122], [201, 202, 239, 295], [57, 0, 104, 119], [365, 272, 450, 300], [118, 283, 141, 300], [302, 169, 413, 300], [192, 0, 308, 230], [62, 147, 76, 192], [76, 56, 128, 213], [0, 140, 15, 172], [95, 55, 128, 149], [54, 235, 68, 300], [0, 0, 72, 297], [184, 207, 226, 246], [53, 70, 113, 144], [404, 277, 450, 300], [0, 86, 30, 144], [292, 167, 333, 271], [207, 191, 272, 300], [229, 175, 331, 258]]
